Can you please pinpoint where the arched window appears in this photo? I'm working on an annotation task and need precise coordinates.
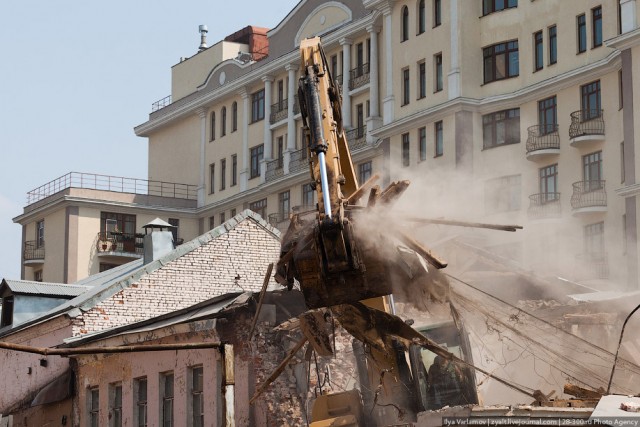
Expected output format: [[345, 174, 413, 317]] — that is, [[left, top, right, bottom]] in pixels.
[[210, 112, 215, 141], [418, 0, 426, 34], [221, 107, 227, 137], [401, 6, 409, 42], [232, 102, 238, 132]]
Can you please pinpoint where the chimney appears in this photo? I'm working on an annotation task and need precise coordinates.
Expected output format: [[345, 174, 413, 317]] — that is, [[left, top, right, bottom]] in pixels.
[[142, 218, 176, 265], [198, 24, 208, 51]]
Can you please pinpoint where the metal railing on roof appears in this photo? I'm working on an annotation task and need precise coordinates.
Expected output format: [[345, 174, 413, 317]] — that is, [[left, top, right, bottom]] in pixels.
[[26, 172, 198, 206], [151, 95, 172, 112]]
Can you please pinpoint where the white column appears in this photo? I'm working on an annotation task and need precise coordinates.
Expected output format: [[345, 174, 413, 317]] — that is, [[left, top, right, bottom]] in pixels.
[[196, 107, 208, 208], [382, 8, 394, 124], [340, 38, 352, 129], [366, 24, 382, 143], [448, 0, 461, 99], [621, 0, 638, 33], [285, 64, 297, 174], [261, 76, 274, 184], [240, 89, 249, 191]]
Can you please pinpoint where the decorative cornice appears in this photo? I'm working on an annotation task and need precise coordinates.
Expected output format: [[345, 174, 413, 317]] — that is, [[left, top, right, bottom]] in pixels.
[[261, 75, 275, 83], [616, 183, 640, 198], [195, 107, 208, 119], [366, 23, 382, 34], [285, 63, 298, 72], [605, 27, 640, 50], [339, 37, 353, 46]]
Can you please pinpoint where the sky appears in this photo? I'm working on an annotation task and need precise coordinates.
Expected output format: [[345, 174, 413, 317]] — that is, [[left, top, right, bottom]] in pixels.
[[0, 0, 300, 280]]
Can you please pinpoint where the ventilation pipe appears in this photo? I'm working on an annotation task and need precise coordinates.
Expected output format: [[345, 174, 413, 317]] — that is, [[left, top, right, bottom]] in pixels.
[[142, 218, 175, 265], [198, 25, 208, 51]]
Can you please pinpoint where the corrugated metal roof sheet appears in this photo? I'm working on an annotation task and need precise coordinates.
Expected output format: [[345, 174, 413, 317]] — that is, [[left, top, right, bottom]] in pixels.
[[3, 280, 89, 297]]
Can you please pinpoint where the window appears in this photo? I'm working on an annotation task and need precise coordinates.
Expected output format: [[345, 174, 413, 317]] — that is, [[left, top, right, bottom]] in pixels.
[[539, 164, 558, 202], [231, 154, 237, 186], [485, 174, 522, 214], [109, 383, 122, 427], [577, 14, 587, 53], [232, 101, 238, 132], [279, 191, 290, 217], [584, 222, 605, 258], [220, 212, 225, 224], [356, 104, 364, 132], [251, 90, 265, 122], [483, 40, 519, 84], [356, 42, 364, 69], [592, 6, 603, 48], [209, 163, 215, 194], [401, 6, 409, 42], [434, 0, 441, 26], [302, 184, 315, 207], [101, 212, 135, 236], [418, 61, 426, 99], [483, 108, 520, 148], [34, 270, 43, 282], [135, 377, 147, 427], [210, 112, 215, 141], [548, 25, 557, 65], [36, 220, 45, 248], [161, 373, 174, 427], [619, 69, 624, 110], [221, 107, 226, 137], [534, 31, 543, 71], [249, 199, 267, 219], [433, 53, 443, 92], [250, 145, 264, 179], [331, 54, 338, 80], [583, 151, 603, 190], [1, 296, 13, 327], [419, 127, 427, 161], [208, 216, 215, 230], [402, 68, 410, 105], [89, 387, 99, 427], [276, 136, 284, 162], [277, 79, 284, 105], [231, 208, 236, 217], [402, 133, 410, 167], [168, 218, 179, 244], [220, 159, 226, 191], [621, 142, 626, 184], [581, 80, 601, 119], [190, 367, 204, 427], [538, 96, 557, 135], [418, 0, 426, 34], [483, 0, 517, 16], [435, 121, 443, 157], [359, 161, 372, 184]]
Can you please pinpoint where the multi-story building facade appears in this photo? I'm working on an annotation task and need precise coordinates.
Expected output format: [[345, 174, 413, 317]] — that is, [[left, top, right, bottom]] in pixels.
[[13, 0, 640, 290]]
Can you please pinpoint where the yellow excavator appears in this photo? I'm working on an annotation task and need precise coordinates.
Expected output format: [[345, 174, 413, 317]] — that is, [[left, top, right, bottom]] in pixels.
[[273, 37, 517, 426]]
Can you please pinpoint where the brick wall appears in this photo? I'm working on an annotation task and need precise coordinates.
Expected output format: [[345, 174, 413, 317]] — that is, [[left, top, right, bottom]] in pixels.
[[72, 218, 280, 336]]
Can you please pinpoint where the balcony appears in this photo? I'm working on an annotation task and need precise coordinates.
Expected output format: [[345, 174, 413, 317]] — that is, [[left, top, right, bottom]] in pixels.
[[289, 148, 308, 174], [265, 158, 284, 183], [575, 252, 609, 280], [345, 125, 367, 151], [23, 241, 45, 264], [570, 180, 607, 214], [96, 232, 143, 258], [527, 193, 561, 220], [526, 125, 560, 160], [269, 99, 288, 124], [268, 212, 291, 233], [349, 64, 370, 91], [569, 110, 605, 146]]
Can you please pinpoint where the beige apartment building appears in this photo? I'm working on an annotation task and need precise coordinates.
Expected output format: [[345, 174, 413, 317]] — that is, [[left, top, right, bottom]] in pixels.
[[13, 0, 640, 290]]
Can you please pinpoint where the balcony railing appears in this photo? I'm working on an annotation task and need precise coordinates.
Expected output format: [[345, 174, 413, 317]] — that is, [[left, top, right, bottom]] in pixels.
[[345, 125, 367, 151], [23, 241, 45, 262], [576, 252, 609, 280], [96, 231, 143, 256], [570, 180, 607, 210], [265, 158, 284, 182], [268, 212, 291, 233], [289, 148, 308, 173], [269, 99, 288, 124], [528, 193, 561, 219], [569, 109, 605, 139], [26, 172, 198, 206], [151, 95, 172, 112], [349, 63, 370, 90], [526, 125, 560, 154]]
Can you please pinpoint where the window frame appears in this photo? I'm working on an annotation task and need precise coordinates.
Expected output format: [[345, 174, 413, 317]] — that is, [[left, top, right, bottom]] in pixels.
[[534, 30, 543, 72], [434, 53, 443, 92], [482, 108, 520, 149], [220, 158, 226, 191], [419, 127, 427, 161], [402, 68, 410, 106], [209, 163, 215, 194], [109, 383, 122, 427], [581, 80, 601, 119], [89, 386, 100, 427], [231, 102, 238, 132], [539, 164, 559, 202], [36, 219, 45, 248], [583, 151, 603, 186], [434, 0, 442, 27], [592, 6, 603, 48], [417, 0, 426, 34], [483, 40, 519, 84], [538, 96, 557, 135], [209, 112, 215, 141], [402, 133, 410, 167], [250, 145, 264, 179], [577, 14, 587, 54], [359, 161, 373, 184], [231, 154, 237, 186], [251, 89, 265, 123], [221, 107, 226, 137], [278, 190, 290, 217], [190, 367, 204, 427], [135, 377, 148, 427], [482, 0, 518, 16], [302, 184, 315, 207], [434, 121, 444, 157], [249, 198, 267, 219], [548, 25, 557, 65], [418, 60, 426, 99], [160, 373, 174, 427], [401, 6, 409, 42]]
